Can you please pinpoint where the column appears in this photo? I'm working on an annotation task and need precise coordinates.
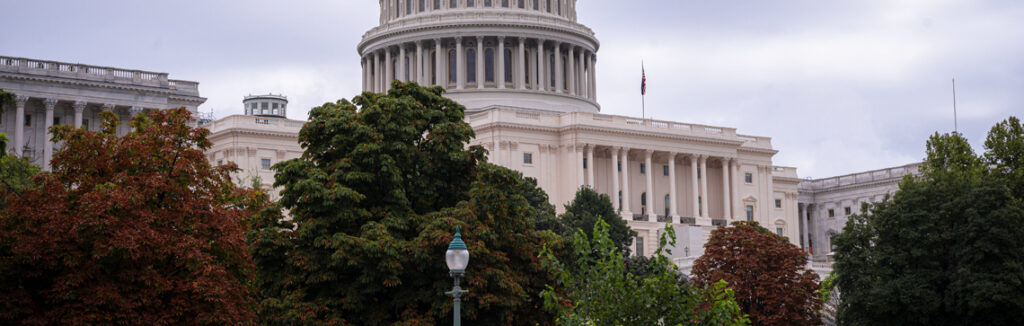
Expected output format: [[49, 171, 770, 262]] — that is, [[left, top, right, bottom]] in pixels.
[[373, 52, 381, 92], [497, 36, 506, 89], [73, 101, 86, 128], [416, 41, 424, 84], [576, 144, 585, 188], [668, 153, 679, 222], [576, 49, 585, 96], [586, 144, 595, 187], [620, 148, 632, 215], [611, 147, 620, 211], [476, 36, 484, 89], [590, 54, 597, 100], [43, 98, 56, 171], [722, 158, 732, 219], [644, 150, 654, 219], [554, 42, 563, 93], [536, 40, 545, 91], [567, 46, 576, 95], [803, 204, 812, 252], [435, 39, 443, 86], [385, 47, 393, 91], [361, 57, 367, 91], [699, 156, 708, 219], [13, 95, 27, 157], [690, 155, 699, 218], [766, 165, 775, 222], [732, 160, 741, 218], [517, 38, 526, 89], [399, 45, 407, 82], [456, 37, 465, 89]]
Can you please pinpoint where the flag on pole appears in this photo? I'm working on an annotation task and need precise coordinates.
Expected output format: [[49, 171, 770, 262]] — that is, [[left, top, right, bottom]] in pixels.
[[641, 64, 647, 96]]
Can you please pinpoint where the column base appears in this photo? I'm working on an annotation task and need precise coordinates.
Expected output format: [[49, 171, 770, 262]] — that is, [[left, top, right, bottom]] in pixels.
[[671, 215, 681, 224], [620, 211, 633, 220], [695, 217, 713, 226]]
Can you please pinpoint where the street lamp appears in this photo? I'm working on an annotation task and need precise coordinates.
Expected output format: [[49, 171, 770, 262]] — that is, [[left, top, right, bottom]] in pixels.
[[445, 226, 469, 326]]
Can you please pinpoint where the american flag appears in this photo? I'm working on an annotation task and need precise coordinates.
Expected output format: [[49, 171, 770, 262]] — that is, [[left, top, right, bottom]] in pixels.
[[641, 64, 647, 96]]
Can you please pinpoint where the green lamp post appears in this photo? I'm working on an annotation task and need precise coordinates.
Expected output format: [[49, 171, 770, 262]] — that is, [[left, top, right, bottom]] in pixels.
[[445, 227, 470, 326]]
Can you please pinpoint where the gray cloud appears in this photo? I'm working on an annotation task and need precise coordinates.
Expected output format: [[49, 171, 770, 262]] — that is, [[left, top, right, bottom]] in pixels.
[[2, 0, 1021, 178]]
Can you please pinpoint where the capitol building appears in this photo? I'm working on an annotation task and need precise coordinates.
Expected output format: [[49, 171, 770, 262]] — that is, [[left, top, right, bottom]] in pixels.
[[355, 0, 803, 262]]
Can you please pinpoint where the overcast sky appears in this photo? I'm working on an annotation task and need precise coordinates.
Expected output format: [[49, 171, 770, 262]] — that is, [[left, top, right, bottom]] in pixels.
[[2, 0, 1021, 178]]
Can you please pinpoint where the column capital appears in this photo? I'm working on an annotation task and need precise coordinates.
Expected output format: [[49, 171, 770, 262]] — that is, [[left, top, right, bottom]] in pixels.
[[101, 103, 115, 111], [43, 98, 58, 109], [476, 35, 483, 41], [643, 149, 654, 156], [73, 101, 87, 111], [130, 106, 144, 116], [15, 95, 29, 105], [497, 35, 505, 41]]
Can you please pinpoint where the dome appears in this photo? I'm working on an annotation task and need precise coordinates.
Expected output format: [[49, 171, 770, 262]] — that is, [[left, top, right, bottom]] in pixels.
[[358, 0, 600, 113]]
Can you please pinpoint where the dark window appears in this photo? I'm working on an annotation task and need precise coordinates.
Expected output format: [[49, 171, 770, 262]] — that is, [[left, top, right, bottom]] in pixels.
[[217, 160, 223, 166], [636, 237, 644, 256], [546, 0, 551, 12], [663, 165, 669, 176], [699, 197, 703, 216], [404, 56, 410, 81], [583, 158, 587, 169], [640, 163, 646, 174], [777, 228, 783, 236], [502, 0, 508, 7], [435, 0, 441, 9], [845, 207, 852, 215], [484, 0, 491, 6], [448, 50, 457, 83], [533, 0, 539, 10], [523, 153, 533, 164], [420, 0, 425, 11], [641, 192, 647, 206], [261, 159, 271, 169], [618, 191, 622, 211], [450, 0, 457, 8], [519, 0, 525, 8], [467, 0, 474, 6], [53, 117, 60, 126], [775, 199, 782, 208], [617, 161, 621, 171], [746, 205, 754, 221], [697, 168, 702, 179], [407, 0, 412, 14], [504, 49, 513, 83], [828, 209, 835, 217], [467, 49, 476, 83], [24, 114, 31, 127], [744, 173, 753, 183], [484, 48, 495, 82], [548, 53, 555, 88], [431, 51, 437, 82], [664, 194, 670, 217]]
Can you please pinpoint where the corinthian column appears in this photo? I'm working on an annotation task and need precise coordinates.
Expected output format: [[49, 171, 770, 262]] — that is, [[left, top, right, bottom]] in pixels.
[[435, 39, 443, 86], [699, 155, 710, 225], [722, 158, 732, 219], [554, 42, 563, 93], [611, 147, 620, 211], [517, 38, 526, 89], [73, 101, 86, 129], [476, 36, 484, 89], [690, 154, 699, 218], [385, 47, 393, 91], [43, 98, 57, 171], [586, 144, 595, 187], [620, 148, 632, 216], [669, 152, 679, 222], [416, 41, 424, 84], [536, 40, 545, 91], [456, 37, 465, 89], [399, 45, 407, 82], [567, 46, 576, 95], [644, 150, 654, 219], [13, 95, 27, 157], [497, 36, 506, 89]]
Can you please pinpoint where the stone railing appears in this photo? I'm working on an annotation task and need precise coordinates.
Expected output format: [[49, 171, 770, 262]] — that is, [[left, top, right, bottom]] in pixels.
[[203, 115, 304, 135], [363, 10, 595, 42], [799, 163, 920, 192], [0, 55, 200, 95]]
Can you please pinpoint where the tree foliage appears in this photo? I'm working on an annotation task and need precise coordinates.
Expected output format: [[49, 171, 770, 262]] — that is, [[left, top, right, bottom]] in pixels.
[[248, 82, 562, 325], [693, 221, 822, 326], [0, 108, 260, 325], [556, 187, 637, 255], [834, 117, 1024, 326]]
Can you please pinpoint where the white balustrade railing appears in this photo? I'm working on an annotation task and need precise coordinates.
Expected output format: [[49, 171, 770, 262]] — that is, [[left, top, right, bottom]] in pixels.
[[800, 163, 921, 192], [0, 55, 187, 89]]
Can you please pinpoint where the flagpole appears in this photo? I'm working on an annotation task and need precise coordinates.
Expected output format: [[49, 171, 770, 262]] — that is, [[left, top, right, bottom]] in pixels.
[[641, 61, 646, 121]]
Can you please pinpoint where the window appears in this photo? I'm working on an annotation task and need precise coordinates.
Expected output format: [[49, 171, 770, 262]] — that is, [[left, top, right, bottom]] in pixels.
[[217, 160, 223, 166], [420, 0, 425, 11], [549, 53, 555, 87], [519, 0, 525, 8], [450, 0, 457, 8], [502, 0, 508, 7], [828, 209, 835, 217], [484, 48, 495, 82], [404, 56, 410, 81], [776, 228, 783, 236], [533, 0, 539, 10], [617, 161, 621, 171], [636, 237, 644, 256], [261, 102, 268, 114], [641, 192, 647, 206], [746, 205, 754, 221], [546, 0, 551, 12], [407, 0, 412, 14], [261, 159, 271, 169], [664, 194, 670, 217], [431, 51, 438, 82], [556, 0, 560, 14], [504, 49, 513, 83], [618, 191, 622, 211], [466, 49, 476, 83], [82, 119, 90, 130], [448, 49, 457, 83], [25, 114, 31, 127], [845, 207, 852, 215], [663, 165, 669, 176], [582, 157, 587, 169], [435, 0, 441, 9], [775, 199, 782, 208], [53, 117, 60, 126], [744, 172, 753, 183], [699, 197, 703, 216], [467, 0, 474, 7], [484, 0, 491, 6], [523, 152, 533, 164], [273, 103, 279, 109], [640, 163, 646, 174]]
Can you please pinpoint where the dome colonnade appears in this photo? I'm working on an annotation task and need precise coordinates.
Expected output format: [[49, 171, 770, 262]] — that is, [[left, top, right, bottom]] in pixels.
[[359, 0, 600, 113]]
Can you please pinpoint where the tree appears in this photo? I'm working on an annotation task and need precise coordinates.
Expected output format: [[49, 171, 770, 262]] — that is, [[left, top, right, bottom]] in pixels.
[[833, 121, 1024, 326], [248, 82, 562, 325], [0, 108, 260, 324], [0, 88, 41, 208], [557, 187, 637, 254], [540, 220, 749, 326], [692, 221, 822, 326]]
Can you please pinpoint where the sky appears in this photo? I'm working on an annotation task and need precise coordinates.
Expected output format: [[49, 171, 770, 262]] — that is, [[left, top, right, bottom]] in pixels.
[[2, 0, 1021, 178]]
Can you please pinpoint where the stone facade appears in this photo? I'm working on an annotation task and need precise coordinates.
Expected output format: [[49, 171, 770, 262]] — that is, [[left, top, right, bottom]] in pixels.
[[0, 55, 205, 169], [798, 163, 920, 262]]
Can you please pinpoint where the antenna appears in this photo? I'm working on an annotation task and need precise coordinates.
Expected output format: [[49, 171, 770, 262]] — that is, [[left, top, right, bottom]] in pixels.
[[952, 78, 958, 134]]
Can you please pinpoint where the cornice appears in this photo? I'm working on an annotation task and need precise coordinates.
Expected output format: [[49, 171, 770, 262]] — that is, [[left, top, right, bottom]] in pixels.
[[473, 120, 753, 148], [799, 177, 904, 195], [737, 146, 779, 155], [207, 128, 300, 140], [359, 20, 599, 53], [0, 72, 201, 99]]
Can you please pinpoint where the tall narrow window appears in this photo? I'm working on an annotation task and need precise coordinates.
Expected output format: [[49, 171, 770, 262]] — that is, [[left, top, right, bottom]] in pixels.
[[776, 228, 784, 236], [744, 172, 752, 183], [664, 194, 670, 217], [546, 0, 551, 12], [450, 0, 457, 8], [549, 53, 555, 88], [640, 163, 646, 174], [502, 0, 509, 7], [562, 55, 568, 90], [504, 49, 513, 83], [404, 56, 410, 81], [582, 158, 588, 169], [420, 0, 425, 11], [663, 165, 669, 176], [484, 0, 492, 6], [618, 191, 623, 211], [556, 0, 560, 14], [617, 162, 621, 171], [466, 48, 477, 83], [533, 0, 539, 10], [519, 0, 524, 8], [407, 0, 412, 14], [448, 50, 457, 83], [484, 48, 495, 82], [431, 51, 437, 83], [467, 0, 474, 7], [699, 197, 703, 216], [746, 205, 754, 221], [641, 192, 647, 206], [636, 237, 644, 256], [698, 168, 702, 179], [524, 51, 532, 87], [435, 0, 441, 9]]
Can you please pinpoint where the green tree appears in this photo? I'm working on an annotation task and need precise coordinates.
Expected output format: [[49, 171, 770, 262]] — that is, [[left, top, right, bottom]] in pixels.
[[0, 88, 15, 152], [557, 187, 637, 254], [248, 82, 562, 325], [833, 122, 1024, 326], [0, 108, 259, 325], [693, 221, 822, 326], [540, 220, 748, 326]]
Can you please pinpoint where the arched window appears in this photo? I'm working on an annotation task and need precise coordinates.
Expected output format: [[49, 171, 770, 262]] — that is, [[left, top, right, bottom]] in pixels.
[[504, 49, 513, 83], [548, 53, 555, 88], [664, 194, 670, 217], [466, 48, 477, 83], [484, 48, 495, 83], [448, 49, 457, 84]]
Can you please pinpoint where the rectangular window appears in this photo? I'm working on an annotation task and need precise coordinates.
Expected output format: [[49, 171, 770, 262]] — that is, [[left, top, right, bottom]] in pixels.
[[776, 228, 783, 236], [53, 117, 60, 126], [775, 199, 782, 208], [467, 0, 474, 6], [273, 103, 279, 109], [617, 161, 621, 172], [636, 237, 644, 256], [640, 163, 646, 174], [82, 119, 90, 130], [663, 165, 669, 176], [450, 0, 457, 8], [845, 207, 852, 215], [484, 0, 491, 6], [828, 209, 835, 217], [698, 197, 703, 216], [746, 205, 754, 221], [217, 160, 223, 166], [697, 168, 701, 179], [25, 114, 31, 127], [435, 0, 441, 9], [582, 157, 587, 169], [744, 172, 753, 183], [261, 158, 271, 169], [523, 152, 533, 164]]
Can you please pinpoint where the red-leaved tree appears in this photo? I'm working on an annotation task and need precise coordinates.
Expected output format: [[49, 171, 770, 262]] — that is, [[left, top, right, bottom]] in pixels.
[[0, 108, 260, 325], [693, 221, 822, 326]]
